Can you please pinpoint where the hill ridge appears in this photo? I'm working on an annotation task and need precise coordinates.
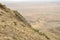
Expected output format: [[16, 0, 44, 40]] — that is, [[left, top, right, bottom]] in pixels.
[[0, 3, 58, 40]]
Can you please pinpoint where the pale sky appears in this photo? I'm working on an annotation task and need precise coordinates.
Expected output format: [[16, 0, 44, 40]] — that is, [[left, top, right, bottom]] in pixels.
[[0, 0, 60, 4], [0, 0, 60, 2]]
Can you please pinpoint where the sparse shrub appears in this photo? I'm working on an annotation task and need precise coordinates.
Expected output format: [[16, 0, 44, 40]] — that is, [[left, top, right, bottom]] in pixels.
[[31, 28, 39, 32], [0, 14, 2, 16], [13, 10, 32, 27], [1, 11, 3, 13], [0, 3, 6, 9], [21, 24, 25, 27], [1, 20, 5, 22], [0, 3, 10, 12], [13, 22, 17, 25]]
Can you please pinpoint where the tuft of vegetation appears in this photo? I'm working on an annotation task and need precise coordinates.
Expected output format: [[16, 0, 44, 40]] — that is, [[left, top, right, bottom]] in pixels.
[[30, 27, 50, 40], [1, 20, 5, 22], [13, 10, 31, 27], [13, 22, 17, 25], [0, 3, 6, 10], [0, 3, 10, 13], [0, 14, 2, 16]]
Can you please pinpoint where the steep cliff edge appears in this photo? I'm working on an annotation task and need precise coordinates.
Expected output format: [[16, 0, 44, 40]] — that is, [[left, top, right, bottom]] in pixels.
[[0, 3, 58, 40]]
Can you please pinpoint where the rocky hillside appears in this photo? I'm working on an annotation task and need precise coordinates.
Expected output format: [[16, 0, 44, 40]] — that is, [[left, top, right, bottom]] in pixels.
[[0, 3, 59, 40]]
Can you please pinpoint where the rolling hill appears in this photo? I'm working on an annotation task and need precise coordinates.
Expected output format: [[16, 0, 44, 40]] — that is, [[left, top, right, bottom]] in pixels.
[[0, 3, 59, 40]]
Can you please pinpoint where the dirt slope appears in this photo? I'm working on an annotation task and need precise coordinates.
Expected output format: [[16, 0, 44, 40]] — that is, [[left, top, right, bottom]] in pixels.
[[0, 3, 59, 40]]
